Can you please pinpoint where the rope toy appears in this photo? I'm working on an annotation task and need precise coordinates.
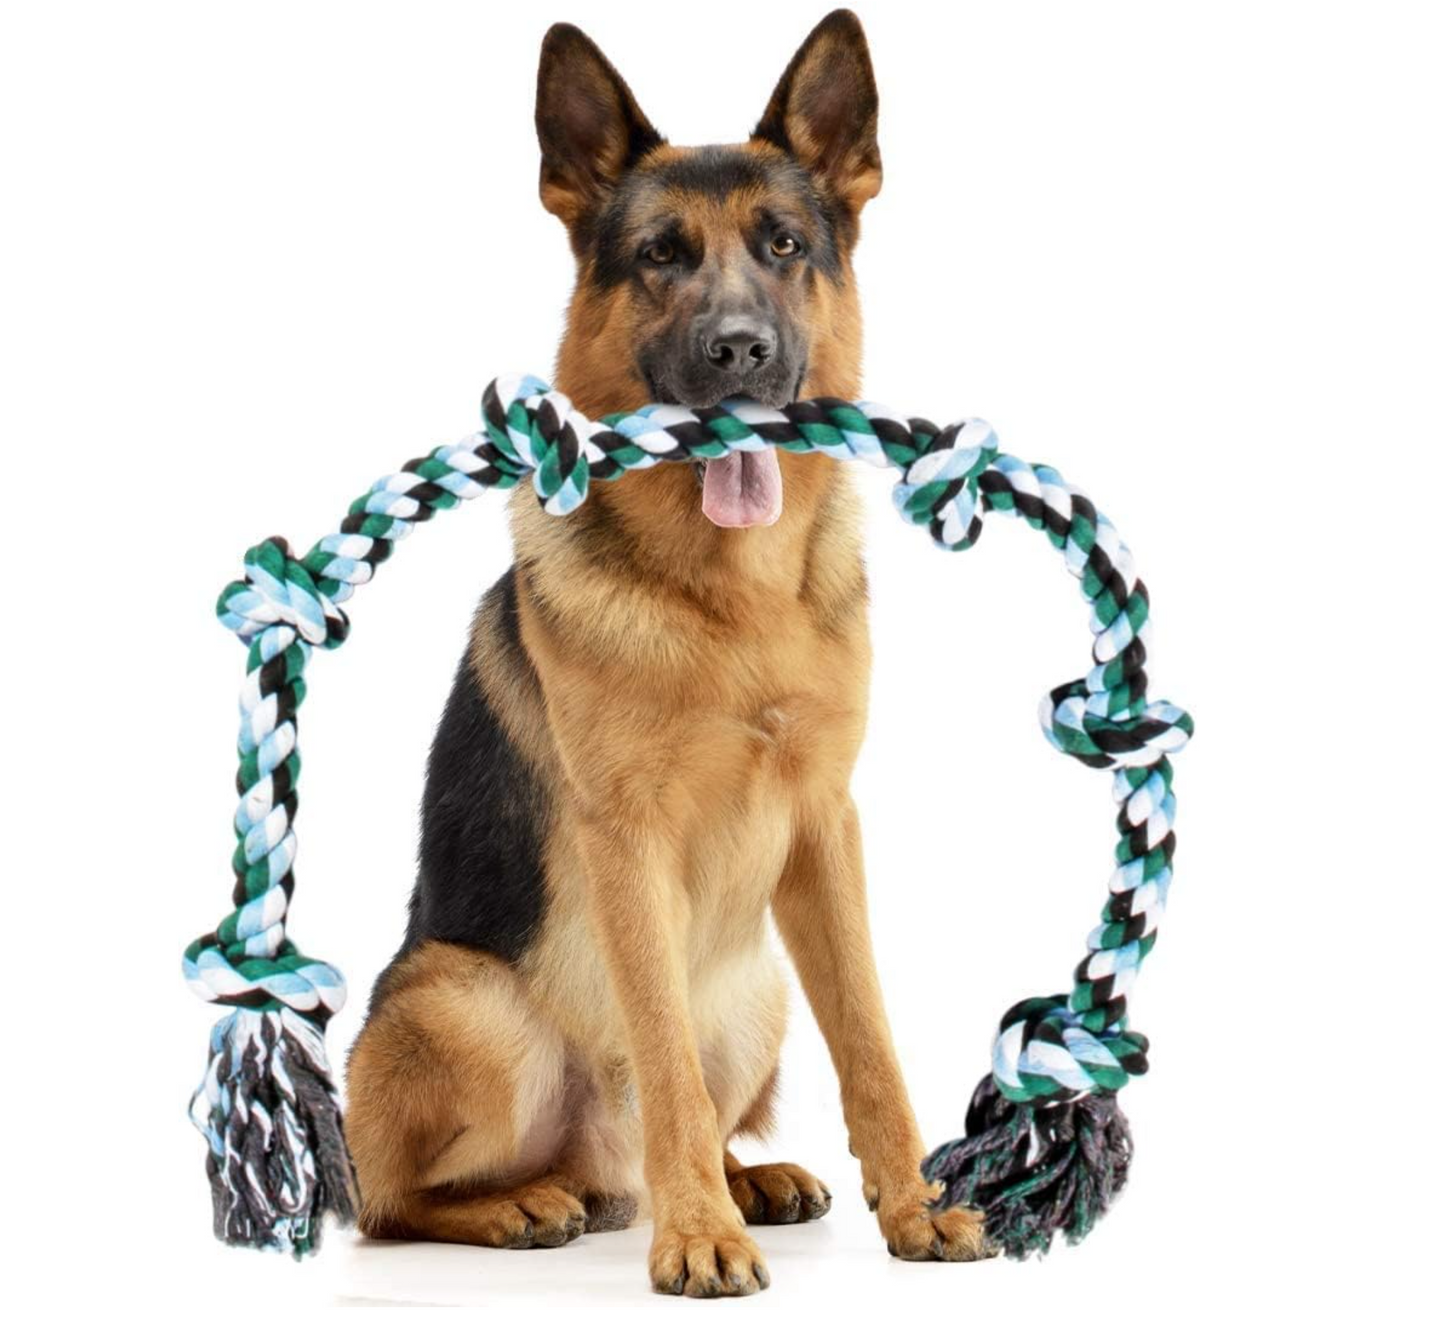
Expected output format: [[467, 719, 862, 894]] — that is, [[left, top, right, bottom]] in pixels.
[[185, 372, 1193, 1259]]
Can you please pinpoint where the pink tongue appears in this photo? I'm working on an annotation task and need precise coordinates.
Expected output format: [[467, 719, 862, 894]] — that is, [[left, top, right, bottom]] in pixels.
[[701, 449, 784, 528]]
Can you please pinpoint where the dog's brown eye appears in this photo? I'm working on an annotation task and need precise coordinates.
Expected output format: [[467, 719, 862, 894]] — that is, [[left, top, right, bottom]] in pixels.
[[643, 241, 675, 265], [770, 234, 800, 258]]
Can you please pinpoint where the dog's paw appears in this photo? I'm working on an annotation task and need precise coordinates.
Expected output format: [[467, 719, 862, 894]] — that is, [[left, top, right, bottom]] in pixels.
[[728, 1161, 832, 1225], [649, 1224, 770, 1297], [875, 1183, 993, 1262], [466, 1180, 589, 1249]]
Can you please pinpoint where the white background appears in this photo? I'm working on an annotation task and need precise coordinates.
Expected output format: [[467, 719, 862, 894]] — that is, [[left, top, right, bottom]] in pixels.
[[4, 0, 1441, 1320]]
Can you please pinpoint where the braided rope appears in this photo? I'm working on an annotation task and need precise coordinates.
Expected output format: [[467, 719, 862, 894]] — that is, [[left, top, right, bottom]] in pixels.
[[186, 372, 1192, 1255]]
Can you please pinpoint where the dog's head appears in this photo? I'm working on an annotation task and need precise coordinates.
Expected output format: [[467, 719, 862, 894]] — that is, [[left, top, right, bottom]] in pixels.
[[536, 10, 880, 529]]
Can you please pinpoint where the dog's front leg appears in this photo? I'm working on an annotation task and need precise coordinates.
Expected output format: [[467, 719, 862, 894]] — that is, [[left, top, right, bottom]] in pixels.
[[579, 819, 770, 1298], [774, 800, 992, 1262]]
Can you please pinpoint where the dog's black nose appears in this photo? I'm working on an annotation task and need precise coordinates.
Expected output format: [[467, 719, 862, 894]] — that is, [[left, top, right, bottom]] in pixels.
[[701, 318, 776, 370]]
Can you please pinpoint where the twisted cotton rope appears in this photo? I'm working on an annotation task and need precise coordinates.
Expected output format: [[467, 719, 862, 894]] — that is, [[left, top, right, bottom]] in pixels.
[[186, 372, 1192, 1256]]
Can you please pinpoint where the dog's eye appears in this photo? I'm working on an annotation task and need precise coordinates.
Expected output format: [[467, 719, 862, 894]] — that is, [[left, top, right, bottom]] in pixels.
[[770, 234, 801, 258], [643, 241, 676, 265]]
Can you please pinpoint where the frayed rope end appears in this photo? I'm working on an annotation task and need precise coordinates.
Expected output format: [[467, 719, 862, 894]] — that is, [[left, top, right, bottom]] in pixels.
[[190, 1008, 359, 1258], [922, 1075, 1133, 1260]]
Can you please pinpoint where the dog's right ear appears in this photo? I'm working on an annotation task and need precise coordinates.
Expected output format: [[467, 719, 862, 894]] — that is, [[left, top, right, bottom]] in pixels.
[[535, 24, 663, 227]]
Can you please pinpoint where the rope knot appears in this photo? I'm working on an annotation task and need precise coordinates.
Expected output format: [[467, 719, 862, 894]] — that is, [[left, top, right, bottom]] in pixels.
[[1042, 681, 1194, 770], [991, 995, 1150, 1105], [216, 537, 350, 648], [891, 417, 998, 550], [480, 375, 598, 514]]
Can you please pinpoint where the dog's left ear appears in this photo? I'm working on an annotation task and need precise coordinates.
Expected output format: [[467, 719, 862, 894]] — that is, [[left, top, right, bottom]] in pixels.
[[751, 9, 882, 213]]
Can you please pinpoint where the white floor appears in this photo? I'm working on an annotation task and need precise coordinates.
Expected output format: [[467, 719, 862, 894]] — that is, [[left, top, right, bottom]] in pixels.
[[327, 1197, 1019, 1312]]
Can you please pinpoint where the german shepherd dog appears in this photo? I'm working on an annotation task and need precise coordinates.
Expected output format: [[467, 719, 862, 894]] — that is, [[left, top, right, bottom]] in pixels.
[[346, 9, 990, 1296]]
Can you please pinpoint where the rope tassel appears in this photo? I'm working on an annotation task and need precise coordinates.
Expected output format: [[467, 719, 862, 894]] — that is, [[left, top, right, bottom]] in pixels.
[[189, 1010, 357, 1256], [922, 1077, 1134, 1259], [185, 375, 1192, 1258]]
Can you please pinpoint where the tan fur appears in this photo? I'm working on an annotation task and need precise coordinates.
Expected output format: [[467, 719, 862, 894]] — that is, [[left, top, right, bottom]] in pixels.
[[345, 12, 989, 1295]]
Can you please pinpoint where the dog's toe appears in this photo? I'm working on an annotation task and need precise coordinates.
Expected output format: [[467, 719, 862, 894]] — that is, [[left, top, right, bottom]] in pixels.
[[728, 1161, 832, 1226], [650, 1226, 769, 1297]]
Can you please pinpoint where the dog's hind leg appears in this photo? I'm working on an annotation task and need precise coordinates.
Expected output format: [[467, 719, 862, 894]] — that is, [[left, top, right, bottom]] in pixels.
[[379, 1175, 590, 1249], [346, 940, 606, 1247]]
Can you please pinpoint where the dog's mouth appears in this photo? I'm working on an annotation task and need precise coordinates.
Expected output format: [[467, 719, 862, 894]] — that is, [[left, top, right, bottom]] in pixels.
[[649, 369, 803, 530]]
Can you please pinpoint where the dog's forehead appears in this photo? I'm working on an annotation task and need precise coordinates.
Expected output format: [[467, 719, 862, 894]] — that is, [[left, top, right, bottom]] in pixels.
[[622, 144, 820, 233]]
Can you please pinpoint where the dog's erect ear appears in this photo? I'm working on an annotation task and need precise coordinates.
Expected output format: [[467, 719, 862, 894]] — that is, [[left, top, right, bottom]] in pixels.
[[751, 9, 881, 212], [535, 23, 663, 227]]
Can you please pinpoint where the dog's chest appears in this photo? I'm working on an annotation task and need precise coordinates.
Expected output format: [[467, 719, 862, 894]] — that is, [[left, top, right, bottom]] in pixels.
[[668, 704, 808, 951], [519, 546, 868, 913], [667, 648, 862, 919]]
